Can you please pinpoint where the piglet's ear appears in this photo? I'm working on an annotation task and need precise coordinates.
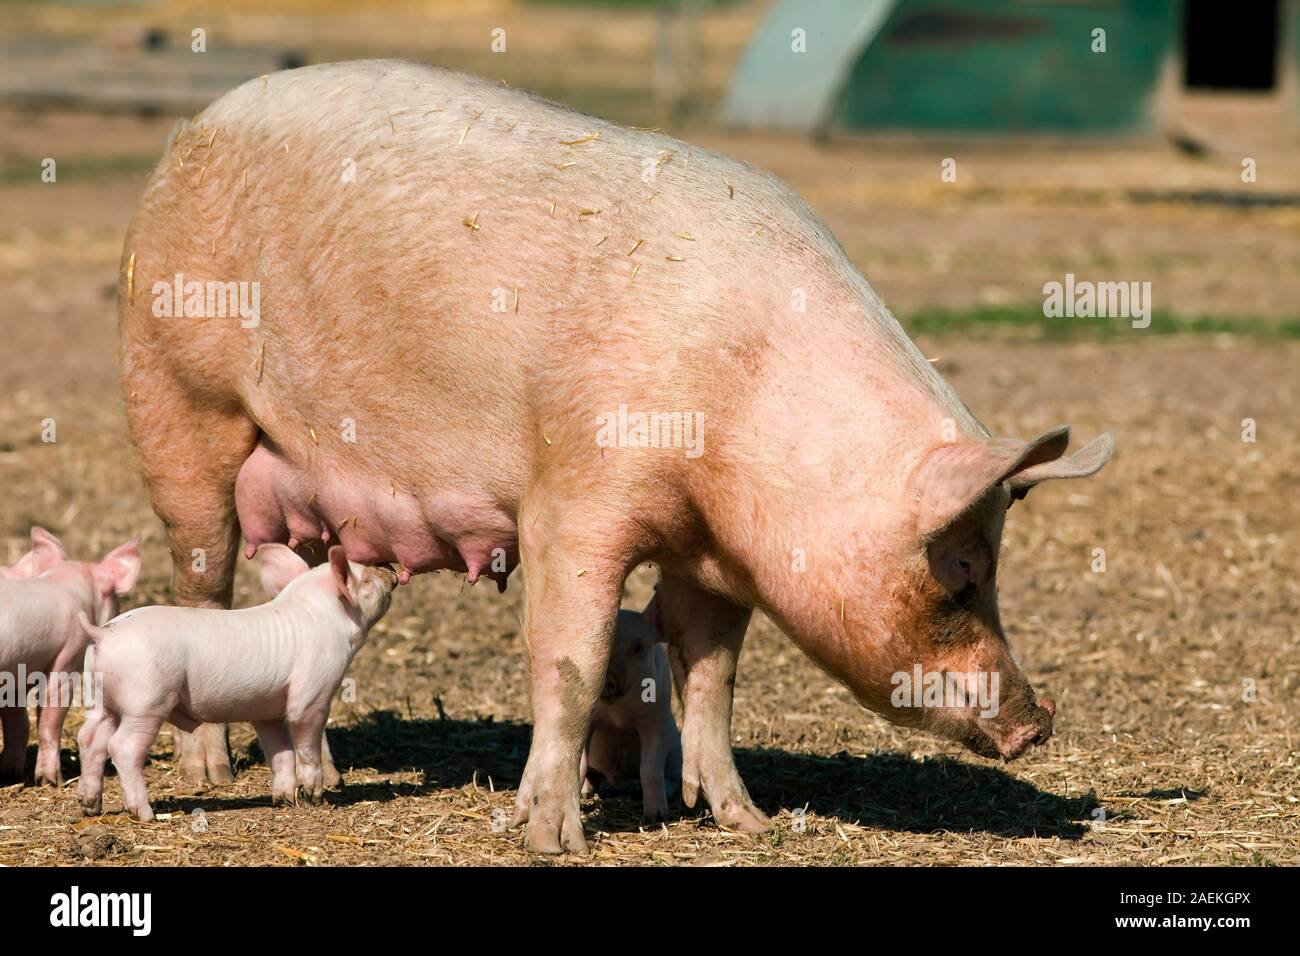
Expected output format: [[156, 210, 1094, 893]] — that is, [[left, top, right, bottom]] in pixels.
[[327, 546, 358, 607], [27, 527, 68, 571], [258, 543, 310, 596], [6, 526, 68, 578], [911, 426, 1073, 538], [96, 537, 143, 597]]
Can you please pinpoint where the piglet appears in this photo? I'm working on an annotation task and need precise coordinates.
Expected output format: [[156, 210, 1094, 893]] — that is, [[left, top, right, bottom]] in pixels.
[[0, 528, 142, 785], [581, 603, 682, 822], [75, 544, 396, 821]]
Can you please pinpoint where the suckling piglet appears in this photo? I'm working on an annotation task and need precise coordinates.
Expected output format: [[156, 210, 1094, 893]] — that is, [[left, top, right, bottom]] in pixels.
[[581, 603, 681, 822], [0, 528, 142, 785], [75, 544, 396, 821]]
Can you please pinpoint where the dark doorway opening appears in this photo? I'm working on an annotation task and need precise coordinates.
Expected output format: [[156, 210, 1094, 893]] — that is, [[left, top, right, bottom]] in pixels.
[[1184, 0, 1279, 90]]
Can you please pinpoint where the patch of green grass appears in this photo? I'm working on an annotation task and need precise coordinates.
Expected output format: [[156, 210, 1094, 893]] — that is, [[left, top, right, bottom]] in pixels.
[[0, 154, 158, 186], [903, 304, 1300, 340]]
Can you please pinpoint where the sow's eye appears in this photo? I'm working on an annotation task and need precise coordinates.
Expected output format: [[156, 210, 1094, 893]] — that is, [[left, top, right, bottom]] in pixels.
[[931, 552, 979, 595]]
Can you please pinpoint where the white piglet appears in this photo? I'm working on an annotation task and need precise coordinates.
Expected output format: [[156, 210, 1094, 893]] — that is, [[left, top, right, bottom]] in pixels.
[[76, 544, 396, 821], [581, 603, 682, 822], [0, 528, 142, 786]]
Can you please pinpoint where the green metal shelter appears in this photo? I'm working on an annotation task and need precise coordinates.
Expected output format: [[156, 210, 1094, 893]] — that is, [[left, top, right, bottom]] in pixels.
[[724, 0, 1295, 134]]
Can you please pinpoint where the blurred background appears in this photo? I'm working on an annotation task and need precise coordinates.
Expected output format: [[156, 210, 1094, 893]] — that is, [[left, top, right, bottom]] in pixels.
[[3, 0, 1299, 323], [0, 1, 1296, 866]]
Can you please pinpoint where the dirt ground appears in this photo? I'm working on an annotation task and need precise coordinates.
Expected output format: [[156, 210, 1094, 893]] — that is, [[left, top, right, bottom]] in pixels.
[[0, 1, 1297, 866]]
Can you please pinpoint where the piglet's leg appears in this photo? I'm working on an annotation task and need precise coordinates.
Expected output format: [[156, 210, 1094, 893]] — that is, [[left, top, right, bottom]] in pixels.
[[108, 715, 165, 822], [254, 720, 297, 806], [33, 665, 79, 786], [288, 708, 329, 806], [76, 711, 117, 816], [637, 722, 672, 823], [319, 729, 342, 789], [578, 744, 592, 796], [658, 575, 769, 834], [0, 704, 29, 784]]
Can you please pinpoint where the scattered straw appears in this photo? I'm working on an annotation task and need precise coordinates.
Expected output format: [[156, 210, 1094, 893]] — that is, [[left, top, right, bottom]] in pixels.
[[665, 255, 685, 262], [463, 212, 480, 231], [560, 132, 601, 146], [595, 235, 608, 247], [125, 251, 135, 302], [724, 177, 735, 198], [631, 264, 640, 279], [309, 426, 318, 445], [578, 208, 601, 217], [458, 112, 482, 146], [627, 239, 644, 256], [674, 232, 696, 241]]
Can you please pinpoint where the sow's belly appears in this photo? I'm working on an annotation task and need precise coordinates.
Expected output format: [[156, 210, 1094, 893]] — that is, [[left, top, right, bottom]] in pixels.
[[234, 439, 519, 588]]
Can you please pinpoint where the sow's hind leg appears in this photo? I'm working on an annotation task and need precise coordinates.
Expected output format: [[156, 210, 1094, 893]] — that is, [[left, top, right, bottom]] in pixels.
[[123, 366, 256, 787]]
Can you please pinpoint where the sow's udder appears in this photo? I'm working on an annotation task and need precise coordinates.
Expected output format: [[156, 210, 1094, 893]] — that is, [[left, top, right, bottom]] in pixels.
[[233, 440, 519, 587]]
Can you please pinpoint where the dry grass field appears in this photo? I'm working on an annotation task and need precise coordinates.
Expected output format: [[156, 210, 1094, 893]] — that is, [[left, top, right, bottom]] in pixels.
[[0, 0, 1296, 866]]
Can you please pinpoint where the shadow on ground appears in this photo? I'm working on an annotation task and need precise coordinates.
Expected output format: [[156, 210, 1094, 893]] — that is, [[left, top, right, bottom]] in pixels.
[[318, 711, 1097, 839]]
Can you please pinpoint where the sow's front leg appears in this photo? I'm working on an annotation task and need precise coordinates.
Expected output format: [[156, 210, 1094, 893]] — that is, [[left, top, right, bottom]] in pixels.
[[510, 497, 631, 856], [122, 362, 257, 786], [658, 574, 770, 833]]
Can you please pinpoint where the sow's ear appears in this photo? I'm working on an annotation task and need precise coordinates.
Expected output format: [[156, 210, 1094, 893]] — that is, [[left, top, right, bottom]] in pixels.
[[258, 543, 311, 596], [327, 546, 358, 607], [1008, 431, 1115, 501], [911, 425, 1113, 537]]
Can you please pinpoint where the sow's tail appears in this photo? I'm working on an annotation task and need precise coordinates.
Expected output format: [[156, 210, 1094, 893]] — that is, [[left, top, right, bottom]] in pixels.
[[77, 611, 109, 644]]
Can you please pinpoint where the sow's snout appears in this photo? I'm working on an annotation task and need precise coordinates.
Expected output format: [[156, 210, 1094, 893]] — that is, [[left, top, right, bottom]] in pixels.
[[962, 696, 1056, 761]]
